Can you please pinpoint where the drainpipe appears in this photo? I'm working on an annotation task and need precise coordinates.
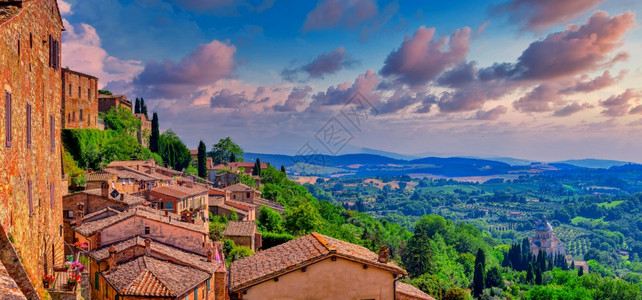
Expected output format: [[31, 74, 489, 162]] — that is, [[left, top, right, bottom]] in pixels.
[[394, 274, 405, 300]]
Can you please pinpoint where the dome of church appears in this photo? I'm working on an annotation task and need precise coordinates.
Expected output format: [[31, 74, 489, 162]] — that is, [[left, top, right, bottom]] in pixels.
[[535, 218, 553, 232]]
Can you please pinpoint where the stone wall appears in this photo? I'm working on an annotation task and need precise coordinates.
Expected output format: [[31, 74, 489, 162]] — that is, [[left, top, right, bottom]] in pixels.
[[61, 68, 98, 129], [0, 0, 65, 298]]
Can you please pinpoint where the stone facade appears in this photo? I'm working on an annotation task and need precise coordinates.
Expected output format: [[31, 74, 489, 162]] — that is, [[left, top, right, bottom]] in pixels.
[[98, 94, 131, 114], [134, 113, 150, 147], [529, 217, 566, 256], [0, 0, 66, 298], [61, 68, 98, 129]]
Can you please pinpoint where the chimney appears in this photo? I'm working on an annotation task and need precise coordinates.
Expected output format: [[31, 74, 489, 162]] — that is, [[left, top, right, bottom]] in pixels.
[[120, 193, 125, 201], [207, 249, 213, 262], [144, 239, 151, 256], [108, 245, 117, 271], [377, 246, 390, 263], [101, 182, 109, 198], [75, 209, 83, 226], [96, 231, 102, 248]]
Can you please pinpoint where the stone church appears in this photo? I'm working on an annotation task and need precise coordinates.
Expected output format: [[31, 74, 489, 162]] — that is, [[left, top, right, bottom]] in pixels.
[[529, 217, 566, 256]]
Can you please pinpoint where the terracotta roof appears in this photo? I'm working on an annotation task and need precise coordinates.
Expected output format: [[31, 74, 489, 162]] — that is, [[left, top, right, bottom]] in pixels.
[[209, 188, 226, 196], [0, 261, 26, 300], [222, 221, 256, 237], [107, 160, 156, 169], [105, 168, 156, 181], [83, 188, 147, 206], [254, 198, 284, 212], [74, 207, 207, 237], [89, 237, 222, 273], [85, 170, 117, 182], [77, 207, 121, 224], [224, 183, 257, 192], [189, 150, 198, 155], [62, 68, 99, 80], [212, 162, 267, 170], [151, 185, 207, 200], [226, 200, 255, 212], [396, 282, 436, 300], [229, 232, 405, 291], [0, 4, 19, 24], [102, 256, 209, 297]]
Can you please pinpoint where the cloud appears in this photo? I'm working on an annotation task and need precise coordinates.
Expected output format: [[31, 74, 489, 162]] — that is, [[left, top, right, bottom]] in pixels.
[[210, 89, 253, 108], [281, 47, 358, 82], [599, 89, 641, 117], [308, 69, 381, 110], [302, 0, 378, 32], [61, 19, 143, 90], [436, 61, 477, 88], [481, 11, 635, 81], [553, 102, 593, 117], [492, 0, 606, 32], [133, 40, 236, 97], [560, 70, 626, 94], [273, 86, 312, 112], [380, 26, 471, 86], [513, 83, 564, 113], [58, 0, 72, 16], [474, 105, 508, 120], [171, 0, 275, 14]]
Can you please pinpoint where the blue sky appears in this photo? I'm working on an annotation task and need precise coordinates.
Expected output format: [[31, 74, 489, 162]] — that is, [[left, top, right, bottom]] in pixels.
[[59, 0, 642, 162]]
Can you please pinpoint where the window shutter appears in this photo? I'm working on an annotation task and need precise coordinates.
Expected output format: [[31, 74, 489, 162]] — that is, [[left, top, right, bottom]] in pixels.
[[50, 182, 55, 209], [48, 35, 53, 67], [26, 103, 31, 148], [28, 180, 33, 215], [50, 115, 54, 152], [5, 91, 11, 148], [56, 40, 60, 70]]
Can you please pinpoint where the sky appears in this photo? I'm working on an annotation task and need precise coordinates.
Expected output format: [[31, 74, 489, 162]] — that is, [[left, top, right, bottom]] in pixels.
[[59, 0, 642, 162]]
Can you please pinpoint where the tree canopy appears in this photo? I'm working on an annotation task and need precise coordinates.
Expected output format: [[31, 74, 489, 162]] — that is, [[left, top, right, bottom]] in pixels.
[[209, 137, 243, 164]]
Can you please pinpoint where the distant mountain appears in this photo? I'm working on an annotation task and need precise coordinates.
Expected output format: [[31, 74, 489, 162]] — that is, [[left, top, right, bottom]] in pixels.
[[462, 156, 533, 166], [553, 159, 631, 169], [244, 152, 404, 168]]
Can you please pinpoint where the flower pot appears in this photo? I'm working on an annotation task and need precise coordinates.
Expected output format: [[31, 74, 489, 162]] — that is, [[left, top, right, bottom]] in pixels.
[[43, 282, 49, 289], [67, 283, 76, 291]]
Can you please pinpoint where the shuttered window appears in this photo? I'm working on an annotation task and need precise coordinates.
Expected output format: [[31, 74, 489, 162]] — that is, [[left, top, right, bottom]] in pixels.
[[94, 272, 99, 290], [48, 35, 53, 67], [50, 115, 54, 152], [26, 103, 31, 148], [28, 180, 33, 215], [50, 182, 55, 209], [5, 91, 11, 148]]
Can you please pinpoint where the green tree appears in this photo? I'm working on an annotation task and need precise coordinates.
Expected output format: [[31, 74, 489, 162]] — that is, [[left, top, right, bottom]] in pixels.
[[257, 206, 283, 233], [134, 98, 140, 114], [253, 158, 262, 176], [284, 201, 323, 236], [402, 217, 435, 277], [485, 266, 504, 289], [473, 261, 485, 298], [209, 137, 244, 164], [158, 130, 191, 171], [198, 140, 207, 178], [98, 89, 112, 95], [149, 112, 159, 153], [140, 98, 148, 118], [444, 286, 468, 300], [578, 266, 584, 277], [535, 266, 543, 285], [281, 165, 286, 173], [101, 106, 140, 135], [526, 263, 534, 284]]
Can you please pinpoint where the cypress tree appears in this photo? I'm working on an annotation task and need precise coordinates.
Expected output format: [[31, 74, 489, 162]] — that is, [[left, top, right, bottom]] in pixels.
[[141, 98, 148, 118], [578, 266, 584, 277], [135, 98, 140, 114], [197, 140, 207, 178], [253, 158, 261, 176], [473, 262, 485, 298], [570, 261, 575, 270], [526, 263, 534, 284], [535, 266, 543, 285], [281, 165, 286, 173], [150, 112, 159, 153]]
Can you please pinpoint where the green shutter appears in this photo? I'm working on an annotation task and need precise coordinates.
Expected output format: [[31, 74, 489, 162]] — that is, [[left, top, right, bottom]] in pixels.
[[207, 278, 211, 291], [94, 272, 99, 290], [194, 287, 198, 300]]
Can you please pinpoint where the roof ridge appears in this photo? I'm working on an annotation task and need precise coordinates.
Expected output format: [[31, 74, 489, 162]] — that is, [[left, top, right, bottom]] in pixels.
[[310, 232, 336, 252]]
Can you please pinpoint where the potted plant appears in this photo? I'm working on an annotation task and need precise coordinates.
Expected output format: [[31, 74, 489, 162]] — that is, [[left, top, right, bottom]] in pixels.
[[64, 261, 85, 272], [67, 274, 81, 291], [42, 275, 54, 289]]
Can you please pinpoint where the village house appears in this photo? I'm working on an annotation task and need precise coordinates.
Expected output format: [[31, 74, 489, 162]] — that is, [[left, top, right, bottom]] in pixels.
[[148, 184, 209, 220], [209, 161, 267, 181], [0, 0, 66, 298], [222, 221, 262, 252], [86, 167, 172, 195], [209, 195, 256, 221], [213, 171, 239, 187], [61, 68, 99, 129], [98, 94, 132, 114], [223, 183, 285, 213], [229, 232, 434, 300], [72, 206, 209, 254], [87, 236, 227, 300]]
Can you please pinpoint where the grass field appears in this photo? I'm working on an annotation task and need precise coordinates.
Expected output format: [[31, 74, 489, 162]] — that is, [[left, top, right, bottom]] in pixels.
[[571, 216, 608, 226], [597, 200, 624, 208]]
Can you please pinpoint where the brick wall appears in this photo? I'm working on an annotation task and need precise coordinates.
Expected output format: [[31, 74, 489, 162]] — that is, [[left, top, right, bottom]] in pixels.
[[0, 0, 65, 298], [61, 68, 98, 129]]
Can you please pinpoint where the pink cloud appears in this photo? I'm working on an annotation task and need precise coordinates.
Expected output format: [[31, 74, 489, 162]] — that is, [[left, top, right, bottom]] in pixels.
[[282, 46, 358, 82], [302, 0, 378, 32], [274, 86, 312, 112], [133, 40, 236, 97], [560, 70, 626, 94], [61, 20, 143, 89], [553, 102, 594, 117], [492, 0, 606, 32], [380, 26, 471, 86], [474, 105, 508, 120], [599, 89, 641, 117]]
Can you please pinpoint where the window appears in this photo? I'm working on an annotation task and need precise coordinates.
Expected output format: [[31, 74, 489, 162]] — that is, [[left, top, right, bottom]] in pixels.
[[72, 111, 75, 122], [79, 109, 83, 122], [88, 88, 91, 100], [185, 296, 188, 300], [50, 182, 55, 209], [28, 180, 33, 215], [94, 272, 99, 290], [17, 35, 20, 57], [5, 91, 11, 148], [67, 113, 70, 123], [166, 202, 173, 211], [26, 103, 31, 148], [194, 288, 198, 300], [144, 227, 150, 235], [247, 192, 250, 198], [50, 115, 54, 152], [68, 84, 72, 96], [78, 86, 81, 99], [29, 33, 32, 48], [49, 35, 53, 67], [207, 279, 210, 291]]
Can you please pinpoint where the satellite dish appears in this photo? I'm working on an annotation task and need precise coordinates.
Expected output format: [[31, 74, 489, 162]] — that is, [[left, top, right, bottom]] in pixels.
[[110, 189, 120, 199]]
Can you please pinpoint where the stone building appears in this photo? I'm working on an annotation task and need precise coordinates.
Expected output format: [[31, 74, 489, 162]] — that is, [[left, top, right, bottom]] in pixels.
[[223, 183, 285, 213], [222, 221, 261, 252], [148, 184, 209, 220], [61, 68, 99, 129], [98, 94, 131, 114], [0, 0, 66, 298], [134, 113, 150, 147], [529, 217, 566, 256], [229, 232, 434, 300]]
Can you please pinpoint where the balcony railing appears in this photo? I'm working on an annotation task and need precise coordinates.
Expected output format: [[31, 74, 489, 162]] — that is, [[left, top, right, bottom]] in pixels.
[[46, 268, 80, 292]]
